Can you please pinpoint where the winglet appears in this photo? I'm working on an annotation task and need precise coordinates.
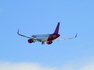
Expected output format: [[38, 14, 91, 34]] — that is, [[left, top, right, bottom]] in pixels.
[[17, 29, 19, 34], [75, 33, 78, 38]]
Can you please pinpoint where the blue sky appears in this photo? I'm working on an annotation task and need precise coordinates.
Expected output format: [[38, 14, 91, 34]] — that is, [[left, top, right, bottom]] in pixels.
[[0, 0, 94, 70]]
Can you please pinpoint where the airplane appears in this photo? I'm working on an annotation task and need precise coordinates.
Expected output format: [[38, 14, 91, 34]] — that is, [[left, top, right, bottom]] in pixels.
[[17, 22, 77, 45]]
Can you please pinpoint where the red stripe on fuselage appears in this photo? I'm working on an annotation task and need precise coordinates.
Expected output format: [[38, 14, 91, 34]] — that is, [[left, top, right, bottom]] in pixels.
[[47, 34, 60, 41]]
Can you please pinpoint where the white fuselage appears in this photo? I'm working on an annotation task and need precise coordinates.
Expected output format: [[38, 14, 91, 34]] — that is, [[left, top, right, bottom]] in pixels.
[[32, 34, 51, 42]]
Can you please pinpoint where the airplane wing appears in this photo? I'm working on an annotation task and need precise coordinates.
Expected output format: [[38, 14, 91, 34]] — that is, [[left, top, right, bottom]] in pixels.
[[17, 29, 36, 39], [54, 33, 78, 41]]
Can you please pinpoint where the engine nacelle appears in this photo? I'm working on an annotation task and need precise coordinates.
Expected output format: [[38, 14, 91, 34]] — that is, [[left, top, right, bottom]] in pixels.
[[46, 41, 53, 44], [28, 39, 34, 43]]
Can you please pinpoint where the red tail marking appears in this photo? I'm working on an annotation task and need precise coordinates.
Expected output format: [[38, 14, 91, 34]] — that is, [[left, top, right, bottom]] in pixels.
[[53, 22, 60, 34]]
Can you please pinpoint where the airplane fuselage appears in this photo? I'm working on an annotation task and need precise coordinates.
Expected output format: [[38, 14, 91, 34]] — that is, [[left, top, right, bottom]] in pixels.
[[28, 33, 60, 43], [32, 34, 51, 42]]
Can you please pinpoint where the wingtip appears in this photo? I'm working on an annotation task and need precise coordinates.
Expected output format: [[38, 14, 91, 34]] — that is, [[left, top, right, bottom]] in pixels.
[[17, 29, 19, 34], [75, 33, 78, 38]]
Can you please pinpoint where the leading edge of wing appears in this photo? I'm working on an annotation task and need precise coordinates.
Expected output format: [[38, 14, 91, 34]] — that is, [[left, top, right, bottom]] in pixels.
[[55, 33, 78, 41], [17, 29, 36, 39]]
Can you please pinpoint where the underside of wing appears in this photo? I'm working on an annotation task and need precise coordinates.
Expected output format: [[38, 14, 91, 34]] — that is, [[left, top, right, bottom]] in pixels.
[[54, 33, 78, 41], [17, 29, 36, 39]]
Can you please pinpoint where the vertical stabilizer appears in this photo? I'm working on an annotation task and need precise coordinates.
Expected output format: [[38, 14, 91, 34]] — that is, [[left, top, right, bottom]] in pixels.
[[53, 22, 60, 34]]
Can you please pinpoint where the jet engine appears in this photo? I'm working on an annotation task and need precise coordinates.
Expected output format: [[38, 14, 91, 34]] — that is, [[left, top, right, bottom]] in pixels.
[[46, 41, 53, 44], [28, 39, 34, 43]]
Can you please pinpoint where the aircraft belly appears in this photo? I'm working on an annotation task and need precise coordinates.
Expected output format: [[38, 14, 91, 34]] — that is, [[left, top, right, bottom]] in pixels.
[[37, 37, 48, 42]]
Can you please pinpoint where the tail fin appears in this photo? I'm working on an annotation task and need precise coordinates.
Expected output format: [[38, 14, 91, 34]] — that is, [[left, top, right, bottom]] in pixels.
[[53, 22, 60, 34]]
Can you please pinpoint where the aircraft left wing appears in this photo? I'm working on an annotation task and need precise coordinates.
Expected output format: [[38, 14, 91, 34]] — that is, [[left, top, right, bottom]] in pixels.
[[17, 29, 36, 39], [54, 33, 78, 41]]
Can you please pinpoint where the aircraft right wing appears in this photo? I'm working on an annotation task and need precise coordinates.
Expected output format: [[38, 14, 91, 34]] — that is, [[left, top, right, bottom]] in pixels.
[[17, 29, 36, 39], [54, 33, 78, 41]]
